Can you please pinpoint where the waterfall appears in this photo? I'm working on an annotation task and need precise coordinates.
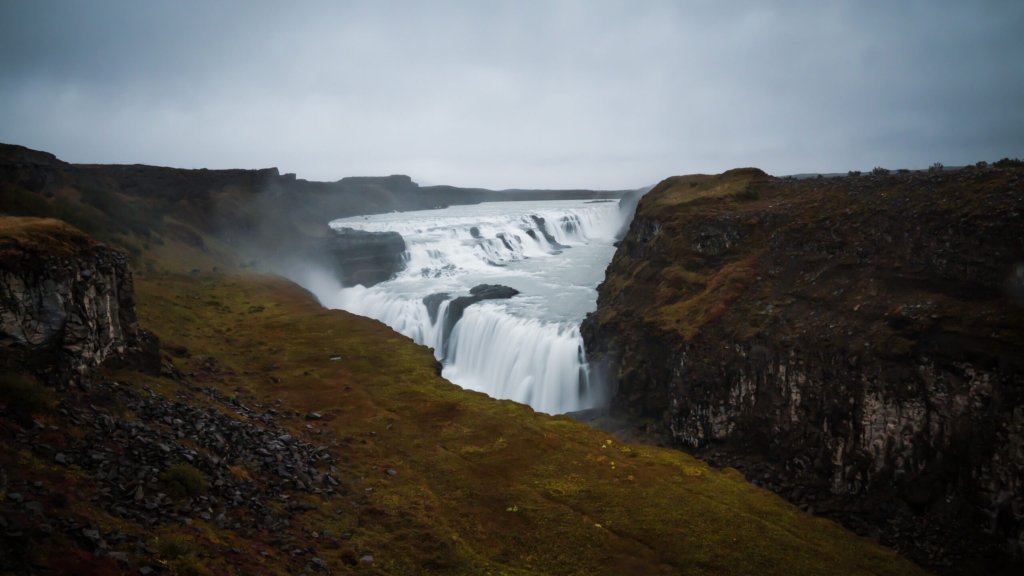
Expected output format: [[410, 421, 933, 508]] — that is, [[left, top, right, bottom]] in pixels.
[[321, 199, 622, 414], [444, 304, 600, 414]]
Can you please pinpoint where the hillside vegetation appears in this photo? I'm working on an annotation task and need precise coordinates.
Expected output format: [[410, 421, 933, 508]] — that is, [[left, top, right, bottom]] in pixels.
[[0, 145, 930, 574]]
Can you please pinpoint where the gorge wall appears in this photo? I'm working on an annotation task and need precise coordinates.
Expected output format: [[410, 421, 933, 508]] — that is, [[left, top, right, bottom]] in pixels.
[[0, 143, 627, 285], [582, 166, 1024, 575], [0, 216, 157, 382]]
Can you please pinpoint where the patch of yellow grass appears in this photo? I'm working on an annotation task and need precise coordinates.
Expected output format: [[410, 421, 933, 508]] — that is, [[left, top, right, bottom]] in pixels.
[[119, 271, 926, 576]]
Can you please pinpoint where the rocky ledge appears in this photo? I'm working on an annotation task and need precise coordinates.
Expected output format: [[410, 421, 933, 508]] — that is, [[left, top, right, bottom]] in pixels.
[[0, 217, 157, 382], [326, 227, 407, 287], [0, 217, 353, 574], [582, 165, 1024, 575], [1, 374, 344, 574], [426, 284, 521, 356]]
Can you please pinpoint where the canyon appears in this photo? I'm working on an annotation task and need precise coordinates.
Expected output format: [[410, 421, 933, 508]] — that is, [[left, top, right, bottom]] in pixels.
[[2, 142, 1022, 574], [582, 166, 1024, 574]]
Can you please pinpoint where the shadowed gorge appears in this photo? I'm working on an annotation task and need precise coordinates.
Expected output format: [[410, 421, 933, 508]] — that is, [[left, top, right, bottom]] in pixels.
[[582, 166, 1024, 575], [321, 199, 628, 415], [0, 145, 939, 575]]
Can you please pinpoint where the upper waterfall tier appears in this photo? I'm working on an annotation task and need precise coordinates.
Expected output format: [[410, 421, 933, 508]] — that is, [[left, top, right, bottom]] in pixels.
[[330, 200, 622, 281], [322, 199, 626, 414]]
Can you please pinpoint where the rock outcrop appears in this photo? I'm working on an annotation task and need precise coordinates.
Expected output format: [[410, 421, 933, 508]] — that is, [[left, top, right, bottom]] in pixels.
[[0, 217, 157, 382], [430, 284, 521, 355], [582, 166, 1024, 575], [326, 228, 407, 287]]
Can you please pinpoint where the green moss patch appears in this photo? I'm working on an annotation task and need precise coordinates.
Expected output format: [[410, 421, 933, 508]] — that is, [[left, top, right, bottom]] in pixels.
[[121, 271, 925, 576]]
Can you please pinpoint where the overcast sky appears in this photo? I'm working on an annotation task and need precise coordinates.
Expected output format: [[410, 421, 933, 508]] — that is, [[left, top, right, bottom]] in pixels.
[[1, 1, 1022, 189]]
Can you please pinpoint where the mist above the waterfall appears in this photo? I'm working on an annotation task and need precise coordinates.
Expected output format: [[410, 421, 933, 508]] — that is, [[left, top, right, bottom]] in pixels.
[[275, 259, 347, 309]]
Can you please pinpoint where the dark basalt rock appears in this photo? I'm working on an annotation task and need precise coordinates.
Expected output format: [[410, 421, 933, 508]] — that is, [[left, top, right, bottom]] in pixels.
[[529, 215, 568, 249], [494, 232, 516, 252], [440, 284, 520, 356], [0, 218, 159, 383], [467, 284, 520, 300], [582, 166, 1024, 575], [422, 292, 450, 324], [327, 227, 407, 287]]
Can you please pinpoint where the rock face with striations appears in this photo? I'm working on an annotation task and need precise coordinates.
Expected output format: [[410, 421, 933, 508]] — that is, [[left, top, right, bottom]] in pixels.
[[327, 227, 407, 287], [0, 216, 157, 381], [581, 166, 1024, 575]]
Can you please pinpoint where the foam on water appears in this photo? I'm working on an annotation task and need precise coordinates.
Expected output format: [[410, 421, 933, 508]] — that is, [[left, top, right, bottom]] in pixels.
[[322, 199, 624, 414]]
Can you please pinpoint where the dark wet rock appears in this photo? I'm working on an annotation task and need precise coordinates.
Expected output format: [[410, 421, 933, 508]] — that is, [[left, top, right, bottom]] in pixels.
[[327, 228, 406, 287], [1, 374, 345, 565], [422, 293, 450, 324], [530, 215, 568, 249], [495, 232, 516, 252], [0, 218, 160, 383], [583, 166, 1024, 575], [468, 284, 520, 300], [304, 412, 322, 421], [441, 284, 520, 355]]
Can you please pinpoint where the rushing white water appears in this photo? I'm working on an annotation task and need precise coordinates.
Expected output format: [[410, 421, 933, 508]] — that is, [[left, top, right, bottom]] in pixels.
[[320, 199, 625, 414]]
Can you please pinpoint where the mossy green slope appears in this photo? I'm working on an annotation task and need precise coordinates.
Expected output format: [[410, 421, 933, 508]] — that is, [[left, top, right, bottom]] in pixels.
[[124, 271, 924, 575]]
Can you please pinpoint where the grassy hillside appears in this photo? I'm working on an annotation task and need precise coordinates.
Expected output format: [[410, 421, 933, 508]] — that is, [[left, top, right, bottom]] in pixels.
[[0, 239, 928, 574], [135, 273, 931, 573], [0, 144, 933, 574]]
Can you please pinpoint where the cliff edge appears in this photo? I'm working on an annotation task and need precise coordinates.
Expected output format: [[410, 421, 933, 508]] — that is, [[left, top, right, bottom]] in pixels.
[[0, 216, 157, 382], [582, 165, 1024, 575]]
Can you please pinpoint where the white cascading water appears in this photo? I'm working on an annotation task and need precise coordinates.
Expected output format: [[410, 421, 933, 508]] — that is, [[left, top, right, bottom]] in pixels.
[[318, 199, 625, 414]]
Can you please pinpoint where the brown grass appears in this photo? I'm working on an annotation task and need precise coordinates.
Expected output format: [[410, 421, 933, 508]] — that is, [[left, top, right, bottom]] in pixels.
[[112, 271, 926, 575]]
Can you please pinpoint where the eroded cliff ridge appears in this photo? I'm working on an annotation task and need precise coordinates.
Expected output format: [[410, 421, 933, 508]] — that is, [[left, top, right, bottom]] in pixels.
[[582, 165, 1024, 574], [0, 216, 157, 381], [0, 215, 927, 576]]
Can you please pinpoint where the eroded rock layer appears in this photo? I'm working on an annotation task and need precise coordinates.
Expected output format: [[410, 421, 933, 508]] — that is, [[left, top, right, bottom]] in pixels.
[[0, 217, 156, 381], [582, 166, 1024, 574]]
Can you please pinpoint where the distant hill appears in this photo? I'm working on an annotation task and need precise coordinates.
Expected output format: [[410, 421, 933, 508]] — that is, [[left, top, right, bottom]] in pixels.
[[0, 143, 630, 276]]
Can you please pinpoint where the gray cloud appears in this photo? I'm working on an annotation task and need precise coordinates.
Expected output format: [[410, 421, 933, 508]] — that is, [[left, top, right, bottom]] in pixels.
[[1, 0, 1022, 188]]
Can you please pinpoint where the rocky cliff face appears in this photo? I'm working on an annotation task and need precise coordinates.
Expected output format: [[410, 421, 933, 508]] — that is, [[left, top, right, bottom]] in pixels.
[[0, 217, 157, 382], [326, 227, 407, 287], [582, 166, 1024, 575]]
